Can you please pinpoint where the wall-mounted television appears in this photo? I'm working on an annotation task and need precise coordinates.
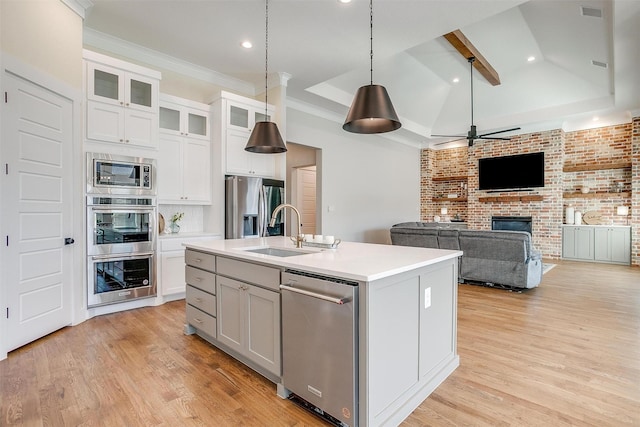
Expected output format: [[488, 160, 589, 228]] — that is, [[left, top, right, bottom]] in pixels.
[[478, 152, 545, 191]]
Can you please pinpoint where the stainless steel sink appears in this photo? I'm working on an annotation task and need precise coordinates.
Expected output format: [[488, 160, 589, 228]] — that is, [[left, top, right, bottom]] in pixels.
[[241, 247, 315, 257]]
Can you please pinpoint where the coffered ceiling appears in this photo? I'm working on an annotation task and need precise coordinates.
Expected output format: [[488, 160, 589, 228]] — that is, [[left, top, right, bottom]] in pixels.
[[83, 0, 640, 148]]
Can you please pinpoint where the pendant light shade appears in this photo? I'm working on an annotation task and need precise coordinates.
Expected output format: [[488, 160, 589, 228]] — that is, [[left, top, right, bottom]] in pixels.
[[244, 0, 287, 154], [343, 84, 401, 133], [343, 0, 401, 134], [245, 121, 287, 153]]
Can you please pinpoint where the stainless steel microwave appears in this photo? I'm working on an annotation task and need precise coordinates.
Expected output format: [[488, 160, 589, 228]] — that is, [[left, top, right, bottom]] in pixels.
[[87, 153, 156, 196]]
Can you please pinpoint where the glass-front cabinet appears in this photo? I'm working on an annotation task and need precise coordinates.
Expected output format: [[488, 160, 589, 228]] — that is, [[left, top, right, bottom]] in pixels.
[[84, 50, 160, 148], [159, 94, 209, 140], [87, 62, 157, 113], [227, 102, 272, 133], [157, 94, 211, 204]]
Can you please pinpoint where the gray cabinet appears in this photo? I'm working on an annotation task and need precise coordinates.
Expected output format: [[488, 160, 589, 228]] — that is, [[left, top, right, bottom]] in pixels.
[[562, 226, 594, 260], [216, 257, 281, 376], [184, 250, 217, 338], [594, 227, 631, 264], [562, 225, 630, 265], [217, 275, 281, 375], [186, 252, 282, 379], [363, 258, 459, 426]]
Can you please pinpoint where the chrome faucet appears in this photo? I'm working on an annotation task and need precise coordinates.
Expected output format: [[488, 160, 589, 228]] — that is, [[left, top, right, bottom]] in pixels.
[[270, 203, 303, 248]]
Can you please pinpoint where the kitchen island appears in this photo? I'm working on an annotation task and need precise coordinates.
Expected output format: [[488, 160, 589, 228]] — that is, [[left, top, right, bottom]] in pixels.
[[183, 236, 461, 427]]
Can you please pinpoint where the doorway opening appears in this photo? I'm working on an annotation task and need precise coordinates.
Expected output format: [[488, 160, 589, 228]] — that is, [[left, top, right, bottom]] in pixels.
[[285, 142, 320, 237]]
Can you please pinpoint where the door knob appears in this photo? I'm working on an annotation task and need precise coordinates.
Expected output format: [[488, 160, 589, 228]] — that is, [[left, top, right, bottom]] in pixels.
[[64, 237, 75, 245]]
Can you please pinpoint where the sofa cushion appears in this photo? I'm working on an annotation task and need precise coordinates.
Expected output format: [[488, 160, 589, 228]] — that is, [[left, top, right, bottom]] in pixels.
[[457, 230, 540, 288], [438, 229, 460, 250], [390, 227, 439, 249]]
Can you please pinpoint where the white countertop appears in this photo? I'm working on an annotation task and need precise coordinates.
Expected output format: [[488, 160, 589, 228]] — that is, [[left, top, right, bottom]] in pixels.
[[184, 236, 462, 282]]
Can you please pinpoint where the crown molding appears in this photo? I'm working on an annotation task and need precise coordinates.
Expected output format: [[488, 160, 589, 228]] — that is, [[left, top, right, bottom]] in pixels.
[[83, 28, 256, 95], [61, 0, 93, 19]]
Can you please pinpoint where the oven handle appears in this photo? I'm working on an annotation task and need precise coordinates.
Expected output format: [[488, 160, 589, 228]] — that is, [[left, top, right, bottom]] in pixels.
[[279, 284, 350, 305], [90, 252, 154, 261]]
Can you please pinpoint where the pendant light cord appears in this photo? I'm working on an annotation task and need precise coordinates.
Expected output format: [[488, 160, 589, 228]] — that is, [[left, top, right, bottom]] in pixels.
[[469, 57, 475, 126], [369, 0, 373, 85], [264, 0, 269, 117]]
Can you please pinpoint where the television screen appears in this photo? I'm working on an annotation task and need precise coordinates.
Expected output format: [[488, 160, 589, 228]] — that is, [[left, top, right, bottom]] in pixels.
[[478, 152, 545, 191]]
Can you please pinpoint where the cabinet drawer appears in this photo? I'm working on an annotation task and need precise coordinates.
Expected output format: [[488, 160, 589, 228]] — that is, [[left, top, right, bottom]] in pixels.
[[217, 256, 281, 291], [185, 249, 216, 272], [186, 285, 216, 316], [185, 266, 215, 294], [186, 304, 217, 338]]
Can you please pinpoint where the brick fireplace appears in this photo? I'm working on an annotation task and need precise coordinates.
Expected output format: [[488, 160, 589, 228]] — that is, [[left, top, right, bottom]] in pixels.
[[421, 118, 639, 265]]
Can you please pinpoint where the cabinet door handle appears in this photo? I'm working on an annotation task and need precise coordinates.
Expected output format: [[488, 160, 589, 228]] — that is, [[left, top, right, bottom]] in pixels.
[[193, 318, 203, 324]]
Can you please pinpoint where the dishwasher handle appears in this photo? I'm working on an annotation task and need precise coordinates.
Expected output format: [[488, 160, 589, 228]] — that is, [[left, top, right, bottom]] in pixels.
[[280, 284, 350, 305]]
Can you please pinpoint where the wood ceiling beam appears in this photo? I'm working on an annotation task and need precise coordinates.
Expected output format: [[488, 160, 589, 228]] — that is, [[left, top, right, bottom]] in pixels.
[[443, 29, 501, 86]]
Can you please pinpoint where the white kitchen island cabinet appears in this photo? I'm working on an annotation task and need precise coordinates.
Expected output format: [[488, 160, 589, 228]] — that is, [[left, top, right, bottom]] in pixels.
[[184, 237, 461, 427]]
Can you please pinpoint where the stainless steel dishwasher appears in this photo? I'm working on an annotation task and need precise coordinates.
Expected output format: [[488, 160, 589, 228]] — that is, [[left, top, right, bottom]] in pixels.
[[280, 270, 359, 427]]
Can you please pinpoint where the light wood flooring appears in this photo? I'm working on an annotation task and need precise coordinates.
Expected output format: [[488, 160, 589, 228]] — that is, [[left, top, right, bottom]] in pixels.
[[1, 260, 639, 426]]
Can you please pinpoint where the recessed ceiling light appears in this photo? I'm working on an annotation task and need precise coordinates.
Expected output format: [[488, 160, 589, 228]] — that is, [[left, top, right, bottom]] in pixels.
[[593, 116, 600, 121], [338, 0, 352, 3], [241, 41, 253, 49], [452, 77, 460, 83], [527, 56, 536, 62]]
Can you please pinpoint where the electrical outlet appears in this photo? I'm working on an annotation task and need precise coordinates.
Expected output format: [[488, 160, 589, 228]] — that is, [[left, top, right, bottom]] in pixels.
[[425, 287, 431, 309]]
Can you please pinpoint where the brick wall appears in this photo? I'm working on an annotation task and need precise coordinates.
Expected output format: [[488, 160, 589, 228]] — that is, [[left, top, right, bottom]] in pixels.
[[564, 123, 633, 226], [632, 117, 640, 266], [467, 130, 564, 259], [420, 119, 638, 266]]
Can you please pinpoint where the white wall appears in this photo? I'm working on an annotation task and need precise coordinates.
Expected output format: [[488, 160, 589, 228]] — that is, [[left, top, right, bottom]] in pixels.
[[287, 108, 421, 244], [1, 0, 83, 89]]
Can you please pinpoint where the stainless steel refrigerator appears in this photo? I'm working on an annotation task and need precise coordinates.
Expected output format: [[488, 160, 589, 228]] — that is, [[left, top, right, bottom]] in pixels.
[[225, 175, 285, 239]]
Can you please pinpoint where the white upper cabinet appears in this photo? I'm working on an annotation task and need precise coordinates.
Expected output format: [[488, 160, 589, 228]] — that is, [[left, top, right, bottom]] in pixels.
[[84, 50, 160, 149], [158, 94, 211, 204], [227, 102, 271, 132], [211, 91, 283, 179], [160, 94, 209, 140]]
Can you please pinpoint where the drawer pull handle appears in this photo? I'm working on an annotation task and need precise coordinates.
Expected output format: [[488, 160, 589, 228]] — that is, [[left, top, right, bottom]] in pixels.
[[195, 277, 202, 281], [193, 318, 203, 324], [195, 258, 202, 263], [195, 297, 203, 303]]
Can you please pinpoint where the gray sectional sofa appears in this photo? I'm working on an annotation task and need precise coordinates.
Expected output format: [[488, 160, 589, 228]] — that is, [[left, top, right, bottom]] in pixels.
[[390, 222, 542, 289]]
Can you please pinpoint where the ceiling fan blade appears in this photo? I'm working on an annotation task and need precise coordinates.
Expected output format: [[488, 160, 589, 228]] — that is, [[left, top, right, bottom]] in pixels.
[[477, 136, 512, 141], [478, 127, 521, 138], [435, 136, 468, 146], [431, 134, 465, 138]]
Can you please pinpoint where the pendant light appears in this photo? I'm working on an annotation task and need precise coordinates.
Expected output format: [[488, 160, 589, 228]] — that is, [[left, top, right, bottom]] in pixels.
[[245, 0, 287, 153], [343, 0, 401, 134]]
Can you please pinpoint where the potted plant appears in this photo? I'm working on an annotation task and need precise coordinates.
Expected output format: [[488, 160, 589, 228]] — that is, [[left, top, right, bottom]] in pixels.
[[169, 212, 184, 233]]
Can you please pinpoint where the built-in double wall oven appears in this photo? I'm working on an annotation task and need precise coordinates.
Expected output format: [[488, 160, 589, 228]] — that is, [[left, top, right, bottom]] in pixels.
[[86, 153, 157, 308]]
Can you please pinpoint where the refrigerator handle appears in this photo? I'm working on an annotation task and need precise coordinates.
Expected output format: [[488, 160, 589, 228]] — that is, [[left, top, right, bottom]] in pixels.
[[258, 185, 266, 237]]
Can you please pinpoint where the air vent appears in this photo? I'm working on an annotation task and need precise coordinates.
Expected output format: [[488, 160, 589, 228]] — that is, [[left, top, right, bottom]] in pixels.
[[581, 6, 603, 18], [591, 60, 608, 68]]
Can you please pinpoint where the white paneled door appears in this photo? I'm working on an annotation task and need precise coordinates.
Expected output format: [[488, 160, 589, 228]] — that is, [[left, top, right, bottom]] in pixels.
[[2, 72, 73, 351]]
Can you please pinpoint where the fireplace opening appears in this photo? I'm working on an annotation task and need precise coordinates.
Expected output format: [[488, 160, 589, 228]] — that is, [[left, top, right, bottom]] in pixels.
[[491, 216, 533, 235]]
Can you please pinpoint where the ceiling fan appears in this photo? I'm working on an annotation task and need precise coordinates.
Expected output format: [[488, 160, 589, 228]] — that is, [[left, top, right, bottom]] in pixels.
[[433, 57, 521, 147]]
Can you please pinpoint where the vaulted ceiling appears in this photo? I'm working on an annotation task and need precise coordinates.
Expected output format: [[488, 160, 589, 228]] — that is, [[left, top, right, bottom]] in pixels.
[[84, 0, 640, 148]]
